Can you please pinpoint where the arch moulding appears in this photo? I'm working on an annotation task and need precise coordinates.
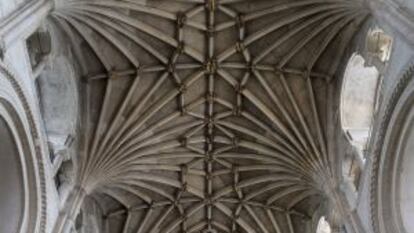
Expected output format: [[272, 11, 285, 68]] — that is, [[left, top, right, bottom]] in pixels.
[[0, 61, 48, 233], [370, 62, 414, 233]]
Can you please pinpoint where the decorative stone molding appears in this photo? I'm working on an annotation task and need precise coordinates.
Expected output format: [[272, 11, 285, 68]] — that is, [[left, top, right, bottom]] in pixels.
[[0, 61, 47, 233], [370, 63, 414, 233]]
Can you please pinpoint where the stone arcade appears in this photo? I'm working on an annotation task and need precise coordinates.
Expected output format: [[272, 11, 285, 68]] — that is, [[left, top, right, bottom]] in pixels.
[[0, 0, 413, 233]]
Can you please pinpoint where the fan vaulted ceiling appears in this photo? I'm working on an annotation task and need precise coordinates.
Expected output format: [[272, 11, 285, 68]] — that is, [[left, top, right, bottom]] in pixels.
[[49, 0, 368, 232]]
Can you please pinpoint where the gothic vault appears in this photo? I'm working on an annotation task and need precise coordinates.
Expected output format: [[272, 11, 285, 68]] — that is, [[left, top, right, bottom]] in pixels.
[[1, 0, 414, 233], [49, 0, 368, 232]]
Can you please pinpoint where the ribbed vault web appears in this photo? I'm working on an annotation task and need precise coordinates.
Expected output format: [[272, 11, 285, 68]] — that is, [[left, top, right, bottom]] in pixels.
[[50, 0, 368, 232]]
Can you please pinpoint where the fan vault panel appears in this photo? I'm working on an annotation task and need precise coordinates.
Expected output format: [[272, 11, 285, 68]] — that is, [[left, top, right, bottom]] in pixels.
[[49, 0, 369, 232]]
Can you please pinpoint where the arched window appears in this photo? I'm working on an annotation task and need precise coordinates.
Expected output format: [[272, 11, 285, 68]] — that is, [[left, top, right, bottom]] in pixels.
[[340, 53, 380, 192], [341, 54, 380, 155], [30, 25, 79, 195], [316, 216, 331, 233]]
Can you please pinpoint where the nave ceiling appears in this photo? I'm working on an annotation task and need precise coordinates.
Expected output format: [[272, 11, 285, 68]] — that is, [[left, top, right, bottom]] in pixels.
[[46, 0, 370, 232]]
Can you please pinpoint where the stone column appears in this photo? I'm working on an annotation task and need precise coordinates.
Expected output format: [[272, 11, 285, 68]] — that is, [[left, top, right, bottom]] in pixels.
[[52, 185, 87, 233], [327, 186, 366, 233]]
